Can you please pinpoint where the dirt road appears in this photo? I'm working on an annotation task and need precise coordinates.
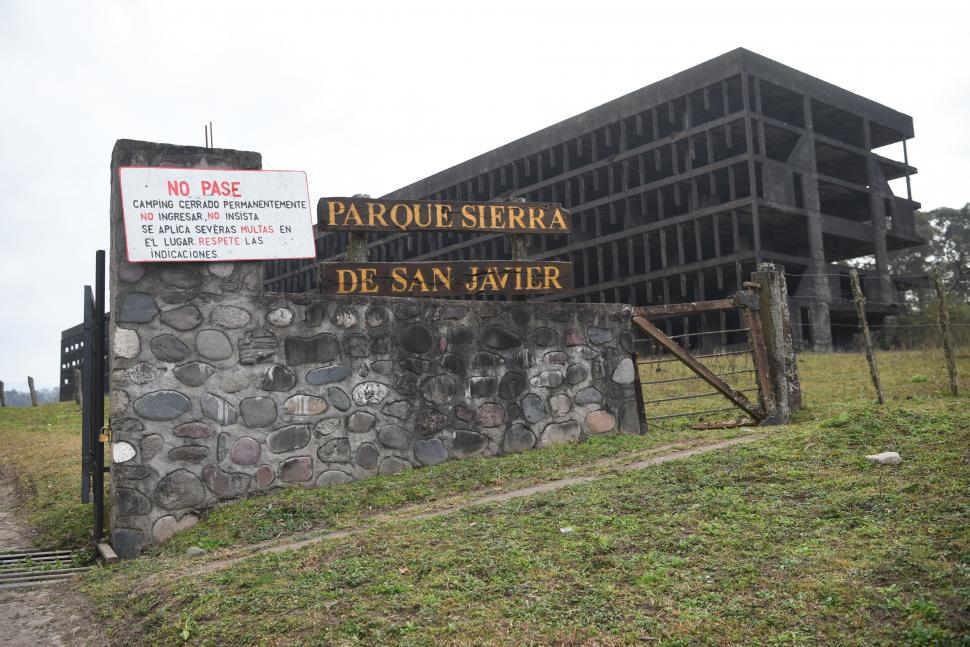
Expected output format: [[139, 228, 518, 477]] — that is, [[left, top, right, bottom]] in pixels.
[[0, 468, 106, 647]]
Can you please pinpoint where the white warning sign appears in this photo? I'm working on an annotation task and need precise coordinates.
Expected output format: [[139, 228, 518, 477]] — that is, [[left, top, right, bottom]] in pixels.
[[119, 167, 316, 262]]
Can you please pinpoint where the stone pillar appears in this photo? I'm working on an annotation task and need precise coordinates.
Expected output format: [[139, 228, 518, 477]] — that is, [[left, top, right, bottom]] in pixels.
[[753, 263, 802, 420], [108, 140, 263, 557]]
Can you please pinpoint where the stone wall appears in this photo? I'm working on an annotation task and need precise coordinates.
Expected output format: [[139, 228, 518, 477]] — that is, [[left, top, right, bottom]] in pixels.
[[107, 141, 643, 558]]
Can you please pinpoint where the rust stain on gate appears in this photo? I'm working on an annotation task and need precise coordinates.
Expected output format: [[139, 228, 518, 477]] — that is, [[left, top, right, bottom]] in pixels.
[[632, 288, 774, 426]]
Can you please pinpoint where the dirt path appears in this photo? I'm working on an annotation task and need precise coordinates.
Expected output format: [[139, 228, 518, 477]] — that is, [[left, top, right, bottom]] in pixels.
[[0, 468, 107, 647], [178, 433, 766, 579]]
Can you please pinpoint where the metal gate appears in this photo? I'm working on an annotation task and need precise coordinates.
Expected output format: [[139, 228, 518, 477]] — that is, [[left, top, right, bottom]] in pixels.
[[80, 250, 107, 542], [632, 286, 774, 428]]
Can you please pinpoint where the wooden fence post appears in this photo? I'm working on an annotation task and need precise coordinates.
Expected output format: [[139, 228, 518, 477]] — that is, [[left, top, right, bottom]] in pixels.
[[934, 267, 959, 396], [27, 376, 38, 407], [508, 196, 528, 303], [0, 380, 5, 407], [752, 263, 802, 420], [345, 193, 370, 263], [849, 270, 885, 404]]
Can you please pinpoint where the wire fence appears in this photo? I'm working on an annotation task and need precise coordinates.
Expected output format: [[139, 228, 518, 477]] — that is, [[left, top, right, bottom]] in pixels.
[[779, 269, 970, 347], [634, 267, 965, 430]]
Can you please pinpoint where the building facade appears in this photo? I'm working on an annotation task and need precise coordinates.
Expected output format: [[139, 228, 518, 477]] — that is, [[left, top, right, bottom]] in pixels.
[[265, 48, 922, 350], [59, 315, 109, 401]]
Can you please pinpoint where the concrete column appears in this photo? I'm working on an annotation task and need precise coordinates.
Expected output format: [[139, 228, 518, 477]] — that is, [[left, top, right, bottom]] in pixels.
[[867, 181, 893, 303], [798, 97, 833, 351], [863, 119, 894, 304], [789, 301, 805, 348], [740, 73, 762, 261]]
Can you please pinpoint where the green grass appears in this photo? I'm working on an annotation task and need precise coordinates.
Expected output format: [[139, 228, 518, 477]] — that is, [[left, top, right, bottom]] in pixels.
[[137, 425, 753, 556], [796, 348, 970, 406], [0, 398, 743, 555], [0, 400, 91, 548], [83, 400, 970, 645], [3, 350, 969, 644]]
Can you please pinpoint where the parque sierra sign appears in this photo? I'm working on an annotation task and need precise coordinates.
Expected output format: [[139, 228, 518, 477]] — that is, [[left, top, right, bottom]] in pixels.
[[316, 195, 575, 298], [318, 197, 571, 233], [119, 167, 316, 262]]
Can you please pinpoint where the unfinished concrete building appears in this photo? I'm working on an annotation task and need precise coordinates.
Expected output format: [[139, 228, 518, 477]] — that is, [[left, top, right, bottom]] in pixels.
[[265, 48, 921, 350]]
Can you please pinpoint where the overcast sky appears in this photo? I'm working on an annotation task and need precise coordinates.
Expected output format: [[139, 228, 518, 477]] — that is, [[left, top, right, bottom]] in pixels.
[[1, 0, 968, 389]]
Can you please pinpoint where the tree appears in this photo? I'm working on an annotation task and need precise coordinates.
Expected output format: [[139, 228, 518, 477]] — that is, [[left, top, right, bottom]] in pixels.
[[890, 203, 970, 305], [928, 204, 970, 299]]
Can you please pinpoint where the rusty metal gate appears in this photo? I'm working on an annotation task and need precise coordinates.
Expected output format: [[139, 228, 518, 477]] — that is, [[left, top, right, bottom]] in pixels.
[[632, 286, 774, 428]]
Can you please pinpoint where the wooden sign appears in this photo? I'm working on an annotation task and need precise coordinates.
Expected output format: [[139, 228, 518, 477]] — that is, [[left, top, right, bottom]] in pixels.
[[317, 197, 571, 234], [318, 261, 573, 296]]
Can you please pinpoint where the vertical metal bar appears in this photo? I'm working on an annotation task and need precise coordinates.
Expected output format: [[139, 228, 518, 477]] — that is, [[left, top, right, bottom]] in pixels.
[[631, 352, 649, 434], [80, 286, 93, 504], [92, 250, 105, 542]]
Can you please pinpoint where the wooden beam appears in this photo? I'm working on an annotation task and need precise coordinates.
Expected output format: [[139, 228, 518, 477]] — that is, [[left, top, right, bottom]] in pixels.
[[634, 298, 736, 318]]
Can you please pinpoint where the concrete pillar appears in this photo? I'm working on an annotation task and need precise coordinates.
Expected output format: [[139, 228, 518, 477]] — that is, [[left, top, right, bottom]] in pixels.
[[798, 97, 833, 351], [863, 120, 894, 304], [741, 73, 763, 262], [868, 183, 893, 303], [789, 301, 805, 349]]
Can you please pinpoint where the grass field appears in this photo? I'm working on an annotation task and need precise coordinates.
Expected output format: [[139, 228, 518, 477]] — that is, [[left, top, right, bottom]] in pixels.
[[0, 400, 92, 548], [2, 349, 968, 645]]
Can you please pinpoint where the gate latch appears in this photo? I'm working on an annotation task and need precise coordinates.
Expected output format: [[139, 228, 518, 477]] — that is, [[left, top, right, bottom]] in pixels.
[[99, 422, 111, 444]]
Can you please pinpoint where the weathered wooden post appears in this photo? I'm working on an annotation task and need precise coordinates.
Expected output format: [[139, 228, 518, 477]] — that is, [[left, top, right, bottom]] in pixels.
[[508, 196, 528, 303], [345, 193, 370, 264], [933, 267, 959, 396], [27, 376, 38, 407], [751, 263, 801, 421], [849, 269, 885, 404], [0, 380, 5, 407]]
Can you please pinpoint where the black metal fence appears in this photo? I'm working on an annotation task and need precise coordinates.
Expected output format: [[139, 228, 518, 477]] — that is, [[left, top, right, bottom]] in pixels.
[[80, 250, 106, 542]]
